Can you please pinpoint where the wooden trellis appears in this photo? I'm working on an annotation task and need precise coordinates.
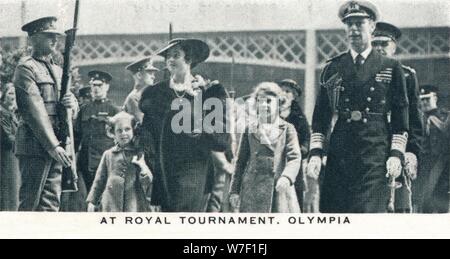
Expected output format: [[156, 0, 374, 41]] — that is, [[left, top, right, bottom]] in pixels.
[[1, 28, 449, 68], [205, 32, 306, 68]]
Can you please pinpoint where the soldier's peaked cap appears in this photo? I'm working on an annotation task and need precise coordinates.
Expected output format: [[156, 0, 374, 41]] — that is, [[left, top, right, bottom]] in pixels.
[[278, 79, 303, 95], [88, 70, 113, 83], [338, 1, 380, 22], [126, 57, 159, 73], [78, 86, 92, 98], [373, 22, 402, 42], [420, 84, 439, 98], [21, 16, 64, 36]]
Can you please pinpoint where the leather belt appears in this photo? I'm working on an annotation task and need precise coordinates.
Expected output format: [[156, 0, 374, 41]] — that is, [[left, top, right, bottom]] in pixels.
[[339, 111, 385, 123]]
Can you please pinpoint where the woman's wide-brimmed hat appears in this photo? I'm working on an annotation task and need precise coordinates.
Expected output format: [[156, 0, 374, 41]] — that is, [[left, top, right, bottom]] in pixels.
[[156, 38, 210, 68]]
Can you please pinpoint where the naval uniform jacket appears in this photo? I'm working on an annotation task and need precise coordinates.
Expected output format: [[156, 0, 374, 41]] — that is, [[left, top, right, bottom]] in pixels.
[[311, 50, 409, 213]]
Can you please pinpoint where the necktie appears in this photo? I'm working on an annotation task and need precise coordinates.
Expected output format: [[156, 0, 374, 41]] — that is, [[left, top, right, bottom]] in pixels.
[[355, 54, 364, 68]]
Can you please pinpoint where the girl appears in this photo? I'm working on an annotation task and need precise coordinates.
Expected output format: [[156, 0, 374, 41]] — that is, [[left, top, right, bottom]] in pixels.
[[87, 112, 153, 212], [230, 82, 302, 213]]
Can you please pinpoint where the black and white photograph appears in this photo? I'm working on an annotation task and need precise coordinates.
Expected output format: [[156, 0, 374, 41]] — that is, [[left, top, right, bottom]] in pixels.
[[0, 0, 449, 240]]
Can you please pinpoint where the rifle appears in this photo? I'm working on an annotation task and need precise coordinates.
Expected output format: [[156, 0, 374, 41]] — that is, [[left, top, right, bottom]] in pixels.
[[58, 0, 80, 192], [163, 23, 173, 81]]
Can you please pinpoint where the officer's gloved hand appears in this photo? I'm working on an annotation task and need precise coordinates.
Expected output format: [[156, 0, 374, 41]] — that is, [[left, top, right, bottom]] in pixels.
[[386, 157, 402, 179], [405, 152, 418, 180], [307, 156, 322, 180]]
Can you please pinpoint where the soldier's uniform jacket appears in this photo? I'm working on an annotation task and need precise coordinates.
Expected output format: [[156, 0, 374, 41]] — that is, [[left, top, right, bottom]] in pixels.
[[13, 56, 62, 157], [75, 99, 119, 172], [311, 50, 409, 213]]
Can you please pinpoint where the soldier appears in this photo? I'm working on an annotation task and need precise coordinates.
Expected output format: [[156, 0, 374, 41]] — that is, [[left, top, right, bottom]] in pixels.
[[13, 17, 79, 211], [416, 85, 449, 213], [306, 1, 410, 213], [371, 22, 424, 213], [123, 57, 159, 124], [75, 70, 119, 192], [77, 85, 91, 107]]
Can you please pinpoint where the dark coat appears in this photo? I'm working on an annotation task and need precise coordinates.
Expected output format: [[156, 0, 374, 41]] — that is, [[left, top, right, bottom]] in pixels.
[[86, 145, 152, 212], [311, 50, 409, 213], [231, 120, 302, 213], [139, 80, 231, 212], [415, 108, 450, 213], [0, 106, 20, 211], [395, 65, 423, 212], [75, 99, 119, 173], [285, 102, 310, 209]]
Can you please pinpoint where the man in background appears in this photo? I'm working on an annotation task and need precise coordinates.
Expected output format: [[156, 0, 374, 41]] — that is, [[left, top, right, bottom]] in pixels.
[[415, 85, 449, 213], [371, 21, 423, 213]]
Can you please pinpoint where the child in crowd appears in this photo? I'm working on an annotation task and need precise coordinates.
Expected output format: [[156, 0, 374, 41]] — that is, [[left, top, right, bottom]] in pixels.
[[230, 82, 302, 213], [87, 112, 153, 212]]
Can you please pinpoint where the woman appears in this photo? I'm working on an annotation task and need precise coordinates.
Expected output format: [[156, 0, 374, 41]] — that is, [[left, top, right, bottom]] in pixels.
[[0, 82, 20, 211], [139, 38, 231, 212], [229, 82, 302, 213], [278, 79, 313, 212]]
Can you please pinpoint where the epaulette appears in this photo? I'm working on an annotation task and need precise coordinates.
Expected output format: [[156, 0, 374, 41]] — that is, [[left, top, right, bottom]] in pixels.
[[402, 65, 416, 74], [326, 52, 347, 63], [17, 56, 34, 66]]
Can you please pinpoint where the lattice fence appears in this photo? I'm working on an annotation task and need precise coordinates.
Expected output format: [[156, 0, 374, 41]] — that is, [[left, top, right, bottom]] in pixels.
[[70, 35, 167, 65], [316, 30, 348, 64], [1, 27, 448, 68], [205, 32, 306, 68], [69, 32, 307, 68]]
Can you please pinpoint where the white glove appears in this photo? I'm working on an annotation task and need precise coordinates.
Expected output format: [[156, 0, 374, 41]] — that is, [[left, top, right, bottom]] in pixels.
[[405, 152, 418, 180], [307, 156, 322, 180], [276, 176, 291, 193], [386, 156, 402, 179]]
